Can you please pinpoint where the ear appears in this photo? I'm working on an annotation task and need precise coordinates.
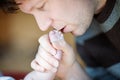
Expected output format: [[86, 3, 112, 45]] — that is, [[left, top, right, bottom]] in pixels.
[[94, 0, 106, 14], [15, 0, 32, 13]]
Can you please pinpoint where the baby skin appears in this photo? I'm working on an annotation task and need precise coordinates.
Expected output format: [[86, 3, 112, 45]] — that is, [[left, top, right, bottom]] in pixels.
[[24, 30, 65, 80]]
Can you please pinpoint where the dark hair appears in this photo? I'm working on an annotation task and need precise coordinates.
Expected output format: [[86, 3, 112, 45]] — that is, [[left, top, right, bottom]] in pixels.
[[0, 0, 19, 13]]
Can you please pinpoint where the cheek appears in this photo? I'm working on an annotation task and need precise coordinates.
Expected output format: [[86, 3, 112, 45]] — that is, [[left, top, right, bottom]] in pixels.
[[50, 0, 95, 27], [49, 1, 77, 23], [50, 9, 79, 25], [49, 2, 85, 24], [49, 6, 68, 21]]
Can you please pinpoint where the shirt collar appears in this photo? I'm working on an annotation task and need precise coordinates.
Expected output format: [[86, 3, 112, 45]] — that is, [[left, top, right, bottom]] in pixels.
[[95, 0, 116, 23]]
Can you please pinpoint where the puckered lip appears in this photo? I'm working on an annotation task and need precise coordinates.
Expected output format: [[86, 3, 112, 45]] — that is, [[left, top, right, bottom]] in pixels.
[[61, 26, 73, 33], [52, 25, 65, 32], [59, 27, 65, 33], [52, 24, 72, 34], [57, 25, 69, 33]]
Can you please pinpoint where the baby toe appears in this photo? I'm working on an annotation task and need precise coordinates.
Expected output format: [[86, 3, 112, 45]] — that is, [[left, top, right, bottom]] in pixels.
[[49, 30, 65, 49], [49, 30, 64, 42]]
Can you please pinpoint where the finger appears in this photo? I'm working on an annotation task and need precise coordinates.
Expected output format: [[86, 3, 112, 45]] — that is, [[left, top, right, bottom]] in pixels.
[[31, 60, 45, 72], [35, 55, 57, 72], [24, 71, 56, 80], [37, 46, 59, 67], [38, 34, 56, 55]]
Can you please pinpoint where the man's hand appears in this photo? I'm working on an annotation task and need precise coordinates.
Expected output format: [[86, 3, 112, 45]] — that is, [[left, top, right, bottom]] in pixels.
[[27, 30, 77, 79], [48, 30, 76, 78]]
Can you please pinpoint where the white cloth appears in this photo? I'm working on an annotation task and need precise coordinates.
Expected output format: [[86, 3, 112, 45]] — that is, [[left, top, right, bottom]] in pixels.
[[0, 76, 15, 80]]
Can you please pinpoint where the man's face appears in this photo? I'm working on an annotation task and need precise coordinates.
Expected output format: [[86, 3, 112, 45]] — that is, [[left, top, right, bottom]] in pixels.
[[16, 0, 96, 36]]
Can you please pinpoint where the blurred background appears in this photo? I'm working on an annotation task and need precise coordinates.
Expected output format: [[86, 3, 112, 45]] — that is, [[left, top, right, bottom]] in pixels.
[[0, 10, 76, 79]]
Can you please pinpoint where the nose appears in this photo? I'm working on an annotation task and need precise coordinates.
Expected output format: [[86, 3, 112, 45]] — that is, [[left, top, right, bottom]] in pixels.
[[32, 11, 52, 31]]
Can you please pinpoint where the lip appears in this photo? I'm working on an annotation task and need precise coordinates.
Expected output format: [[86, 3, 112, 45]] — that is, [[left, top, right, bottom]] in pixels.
[[52, 24, 72, 34], [62, 26, 72, 33], [53, 25, 72, 34], [58, 26, 69, 33], [52, 24, 65, 31]]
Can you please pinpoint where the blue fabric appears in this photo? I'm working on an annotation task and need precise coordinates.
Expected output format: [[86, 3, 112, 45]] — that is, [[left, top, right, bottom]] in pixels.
[[85, 63, 120, 80], [0, 72, 15, 80], [76, 19, 102, 45], [107, 63, 120, 79]]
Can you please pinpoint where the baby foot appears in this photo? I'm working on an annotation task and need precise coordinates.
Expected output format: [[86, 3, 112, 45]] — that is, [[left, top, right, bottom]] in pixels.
[[49, 30, 64, 41], [49, 30, 65, 49], [49, 30, 65, 60]]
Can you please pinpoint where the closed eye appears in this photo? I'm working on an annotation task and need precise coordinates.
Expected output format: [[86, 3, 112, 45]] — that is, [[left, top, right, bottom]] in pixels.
[[36, 0, 46, 11]]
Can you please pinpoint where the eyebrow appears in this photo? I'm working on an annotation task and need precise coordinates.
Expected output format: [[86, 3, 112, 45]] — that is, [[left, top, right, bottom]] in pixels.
[[19, 0, 45, 12], [21, 0, 41, 11]]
